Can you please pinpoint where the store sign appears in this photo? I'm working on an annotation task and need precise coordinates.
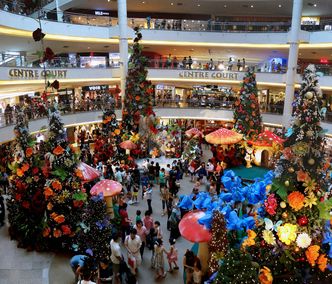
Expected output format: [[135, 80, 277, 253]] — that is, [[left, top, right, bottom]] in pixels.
[[82, 85, 109, 91], [301, 16, 320, 25], [179, 71, 239, 80], [9, 69, 67, 79], [94, 11, 110, 16]]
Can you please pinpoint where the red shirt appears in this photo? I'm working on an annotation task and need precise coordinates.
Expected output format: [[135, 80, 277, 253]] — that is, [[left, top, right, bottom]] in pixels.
[[119, 209, 130, 227], [143, 216, 154, 232]]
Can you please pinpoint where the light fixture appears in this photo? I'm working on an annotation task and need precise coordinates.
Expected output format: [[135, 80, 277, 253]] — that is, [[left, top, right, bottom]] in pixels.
[[224, 4, 227, 8], [171, 2, 174, 5], [314, 3, 317, 7], [197, 4, 200, 6], [142, 1, 145, 3], [250, 5, 254, 8], [278, 4, 282, 8]]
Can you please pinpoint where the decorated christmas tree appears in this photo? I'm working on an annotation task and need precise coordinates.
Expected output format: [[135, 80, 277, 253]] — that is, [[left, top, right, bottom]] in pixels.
[[122, 27, 155, 135], [74, 193, 113, 261], [7, 109, 47, 250], [42, 108, 87, 250], [243, 65, 332, 283], [208, 211, 228, 274], [233, 68, 262, 139], [182, 137, 201, 162]]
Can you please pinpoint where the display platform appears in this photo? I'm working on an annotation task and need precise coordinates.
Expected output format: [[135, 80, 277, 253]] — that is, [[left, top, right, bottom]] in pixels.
[[230, 165, 270, 181]]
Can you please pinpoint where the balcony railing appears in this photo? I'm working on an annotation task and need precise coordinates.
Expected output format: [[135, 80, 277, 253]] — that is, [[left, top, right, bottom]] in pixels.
[[1, 1, 332, 33], [0, 98, 323, 129]]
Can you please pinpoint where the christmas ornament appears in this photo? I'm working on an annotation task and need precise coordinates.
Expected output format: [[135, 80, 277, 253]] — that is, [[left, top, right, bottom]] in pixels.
[[282, 212, 288, 219], [280, 201, 287, 209], [288, 167, 295, 173], [305, 92, 313, 99], [308, 158, 315, 165], [297, 216, 309, 226], [284, 180, 290, 187]]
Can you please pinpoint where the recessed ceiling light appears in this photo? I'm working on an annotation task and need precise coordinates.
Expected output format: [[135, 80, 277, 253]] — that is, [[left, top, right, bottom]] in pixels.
[[314, 4, 317, 7], [171, 2, 174, 5], [278, 4, 282, 8], [87, 47, 90, 49], [197, 4, 200, 7], [224, 4, 227, 8], [250, 5, 254, 8], [142, 1, 145, 3]]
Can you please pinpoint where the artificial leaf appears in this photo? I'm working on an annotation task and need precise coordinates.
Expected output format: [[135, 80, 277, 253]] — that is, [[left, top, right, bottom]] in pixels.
[[317, 198, 332, 220]]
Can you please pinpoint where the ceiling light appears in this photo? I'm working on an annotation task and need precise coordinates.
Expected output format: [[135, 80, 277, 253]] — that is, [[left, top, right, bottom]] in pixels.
[[314, 4, 317, 7], [142, 1, 145, 3], [171, 2, 174, 5], [224, 4, 227, 8], [278, 4, 282, 8], [87, 47, 90, 49], [197, 4, 200, 6], [250, 5, 254, 8]]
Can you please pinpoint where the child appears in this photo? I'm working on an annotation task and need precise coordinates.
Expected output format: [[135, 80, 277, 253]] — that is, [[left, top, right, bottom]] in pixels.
[[193, 258, 202, 284], [132, 183, 139, 204], [166, 239, 179, 272], [135, 210, 142, 223], [151, 239, 167, 279]]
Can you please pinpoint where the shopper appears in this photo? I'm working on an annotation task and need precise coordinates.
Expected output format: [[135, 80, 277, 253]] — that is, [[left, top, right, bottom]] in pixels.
[[119, 203, 131, 242], [155, 162, 160, 184], [193, 258, 203, 284], [110, 234, 122, 284], [151, 238, 167, 279], [0, 193, 5, 227], [97, 259, 112, 284], [70, 254, 88, 283], [182, 57, 187, 69], [125, 228, 142, 275], [159, 168, 166, 190], [237, 59, 242, 71], [160, 184, 169, 216], [135, 210, 142, 223], [154, 221, 163, 240], [183, 250, 196, 284], [187, 56, 193, 69], [143, 210, 154, 232], [145, 183, 153, 214], [134, 220, 148, 258], [166, 239, 179, 272]]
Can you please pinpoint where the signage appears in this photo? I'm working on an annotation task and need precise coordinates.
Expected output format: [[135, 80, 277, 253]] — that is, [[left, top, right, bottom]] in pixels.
[[301, 16, 320, 25], [94, 11, 110, 16], [9, 69, 67, 79], [82, 85, 109, 91], [320, 58, 328, 64], [179, 71, 239, 80]]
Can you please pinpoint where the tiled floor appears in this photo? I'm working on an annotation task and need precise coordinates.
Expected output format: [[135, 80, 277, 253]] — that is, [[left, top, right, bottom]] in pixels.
[[0, 154, 212, 284]]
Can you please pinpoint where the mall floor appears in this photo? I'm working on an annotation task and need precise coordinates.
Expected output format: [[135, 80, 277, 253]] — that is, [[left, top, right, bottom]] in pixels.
[[0, 151, 213, 284]]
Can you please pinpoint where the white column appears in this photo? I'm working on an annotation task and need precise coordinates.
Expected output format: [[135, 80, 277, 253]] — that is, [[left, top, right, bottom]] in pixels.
[[282, 0, 303, 128], [55, 0, 64, 22], [118, 0, 129, 110]]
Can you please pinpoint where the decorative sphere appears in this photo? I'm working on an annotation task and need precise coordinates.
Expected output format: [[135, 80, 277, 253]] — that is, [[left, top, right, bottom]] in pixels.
[[282, 212, 288, 219], [266, 184, 271, 191], [280, 201, 287, 209], [308, 158, 315, 165], [284, 180, 290, 187], [295, 247, 300, 253], [305, 92, 313, 99], [297, 216, 309, 226], [288, 167, 295, 173]]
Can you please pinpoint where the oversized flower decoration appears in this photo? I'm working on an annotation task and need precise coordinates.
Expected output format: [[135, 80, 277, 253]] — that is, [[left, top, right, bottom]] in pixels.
[[262, 230, 276, 245], [305, 245, 320, 266], [296, 233, 312, 248], [287, 191, 305, 211], [277, 223, 297, 245], [258, 266, 273, 284], [264, 194, 278, 216]]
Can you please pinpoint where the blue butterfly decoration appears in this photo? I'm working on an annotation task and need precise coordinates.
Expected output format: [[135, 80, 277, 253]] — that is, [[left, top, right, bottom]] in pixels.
[[85, 248, 93, 256], [91, 192, 104, 202], [72, 244, 79, 251], [323, 220, 332, 258], [285, 128, 293, 138]]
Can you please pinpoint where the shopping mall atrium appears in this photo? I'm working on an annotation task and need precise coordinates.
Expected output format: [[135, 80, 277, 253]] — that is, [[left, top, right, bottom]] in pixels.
[[1, 0, 332, 283]]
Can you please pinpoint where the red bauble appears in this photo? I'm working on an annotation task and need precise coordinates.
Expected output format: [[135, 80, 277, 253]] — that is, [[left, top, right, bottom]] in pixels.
[[297, 216, 309, 226], [260, 240, 267, 247]]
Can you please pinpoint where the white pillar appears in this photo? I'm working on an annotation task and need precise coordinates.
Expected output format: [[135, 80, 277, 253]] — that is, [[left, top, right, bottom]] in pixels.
[[118, 0, 129, 110], [282, 0, 303, 128], [55, 0, 64, 22]]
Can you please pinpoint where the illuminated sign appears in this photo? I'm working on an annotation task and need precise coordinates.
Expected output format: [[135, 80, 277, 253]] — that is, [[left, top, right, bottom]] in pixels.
[[94, 11, 110, 16], [179, 71, 239, 80], [301, 16, 320, 25], [320, 58, 328, 64], [9, 69, 67, 79]]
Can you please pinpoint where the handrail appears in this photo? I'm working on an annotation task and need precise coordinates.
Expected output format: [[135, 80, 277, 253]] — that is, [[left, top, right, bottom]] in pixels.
[[1, 98, 331, 130], [1, 1, 332, 33]]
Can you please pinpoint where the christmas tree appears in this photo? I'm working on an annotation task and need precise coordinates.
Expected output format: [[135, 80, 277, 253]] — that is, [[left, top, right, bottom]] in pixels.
[[208, 211, 228, 274], [182, 137, 201, 162], [122, 27, 155, 134], [42, 108, 87, 250], [243, 65, 332, 283], [233, 68, 262, 139], [7, 109, 47, 250], [74, 193, 113, 261]]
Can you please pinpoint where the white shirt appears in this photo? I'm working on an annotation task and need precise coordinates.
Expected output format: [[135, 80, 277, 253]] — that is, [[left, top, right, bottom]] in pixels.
[[110, 240, 122, 264], [77, 281, 95, 284], [115, 171, 123, 183], [125, 235, 142, 255]]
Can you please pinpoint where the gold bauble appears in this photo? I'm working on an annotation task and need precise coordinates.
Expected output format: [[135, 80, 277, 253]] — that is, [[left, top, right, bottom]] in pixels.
[[288, 167, 295, 173], [295, 247, 300, 253], [282, 212, 288, 219], [280, 201, 287, 209], [284, 180, 290, 187], [305, 92, 313, 100], [266, 184, 272, 191], [308, 158, 315, 165]]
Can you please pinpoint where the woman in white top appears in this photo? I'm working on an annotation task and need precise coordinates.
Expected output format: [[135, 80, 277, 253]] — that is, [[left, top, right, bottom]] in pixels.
[[125, 228, 142, 275]]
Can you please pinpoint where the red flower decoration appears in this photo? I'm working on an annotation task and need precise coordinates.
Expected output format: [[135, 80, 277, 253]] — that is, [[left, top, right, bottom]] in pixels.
[[264, 193, 278, 215], [42, 47, 55, 62], [50, 80, 60, 90], [61, 225, 71, 235], [32, 28, 45, 42], [32, 167, 39, 175]]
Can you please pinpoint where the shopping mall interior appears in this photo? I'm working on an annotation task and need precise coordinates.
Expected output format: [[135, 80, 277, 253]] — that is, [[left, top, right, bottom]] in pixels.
[[1, 0, 332, 283]]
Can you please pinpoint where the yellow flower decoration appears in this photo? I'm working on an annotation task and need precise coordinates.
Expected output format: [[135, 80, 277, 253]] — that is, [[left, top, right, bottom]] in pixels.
[[277, 223, 297, 245], [303, 178, 317, 193], [318, 254, 328, 272], [130, 133, 140, 143], [304, 192, 318, 208], [242, 229, 256, 248], [262, 230, 276, 245], [259, 266, 273, 284]]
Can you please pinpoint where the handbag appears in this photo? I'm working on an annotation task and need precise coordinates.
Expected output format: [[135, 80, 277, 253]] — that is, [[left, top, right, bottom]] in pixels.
[[128, 255, 136, 269]]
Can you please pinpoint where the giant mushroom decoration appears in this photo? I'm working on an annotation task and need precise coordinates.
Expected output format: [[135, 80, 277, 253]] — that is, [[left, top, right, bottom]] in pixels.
[[90, 180, 122, 217], [119, 140, 137, 155], [205, 128, 243, 145], [248, 130, 285, 167], [77, 162, 100, 182], [179, 211, 212, 274]]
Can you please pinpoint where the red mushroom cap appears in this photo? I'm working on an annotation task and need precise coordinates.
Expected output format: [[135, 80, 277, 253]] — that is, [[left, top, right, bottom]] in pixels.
[[90, 179, 122, 197], [179, 211, 211, 243], [205, 128, 243, 145], [119, 140, 137, 150], [77, 162, 100, 182]]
